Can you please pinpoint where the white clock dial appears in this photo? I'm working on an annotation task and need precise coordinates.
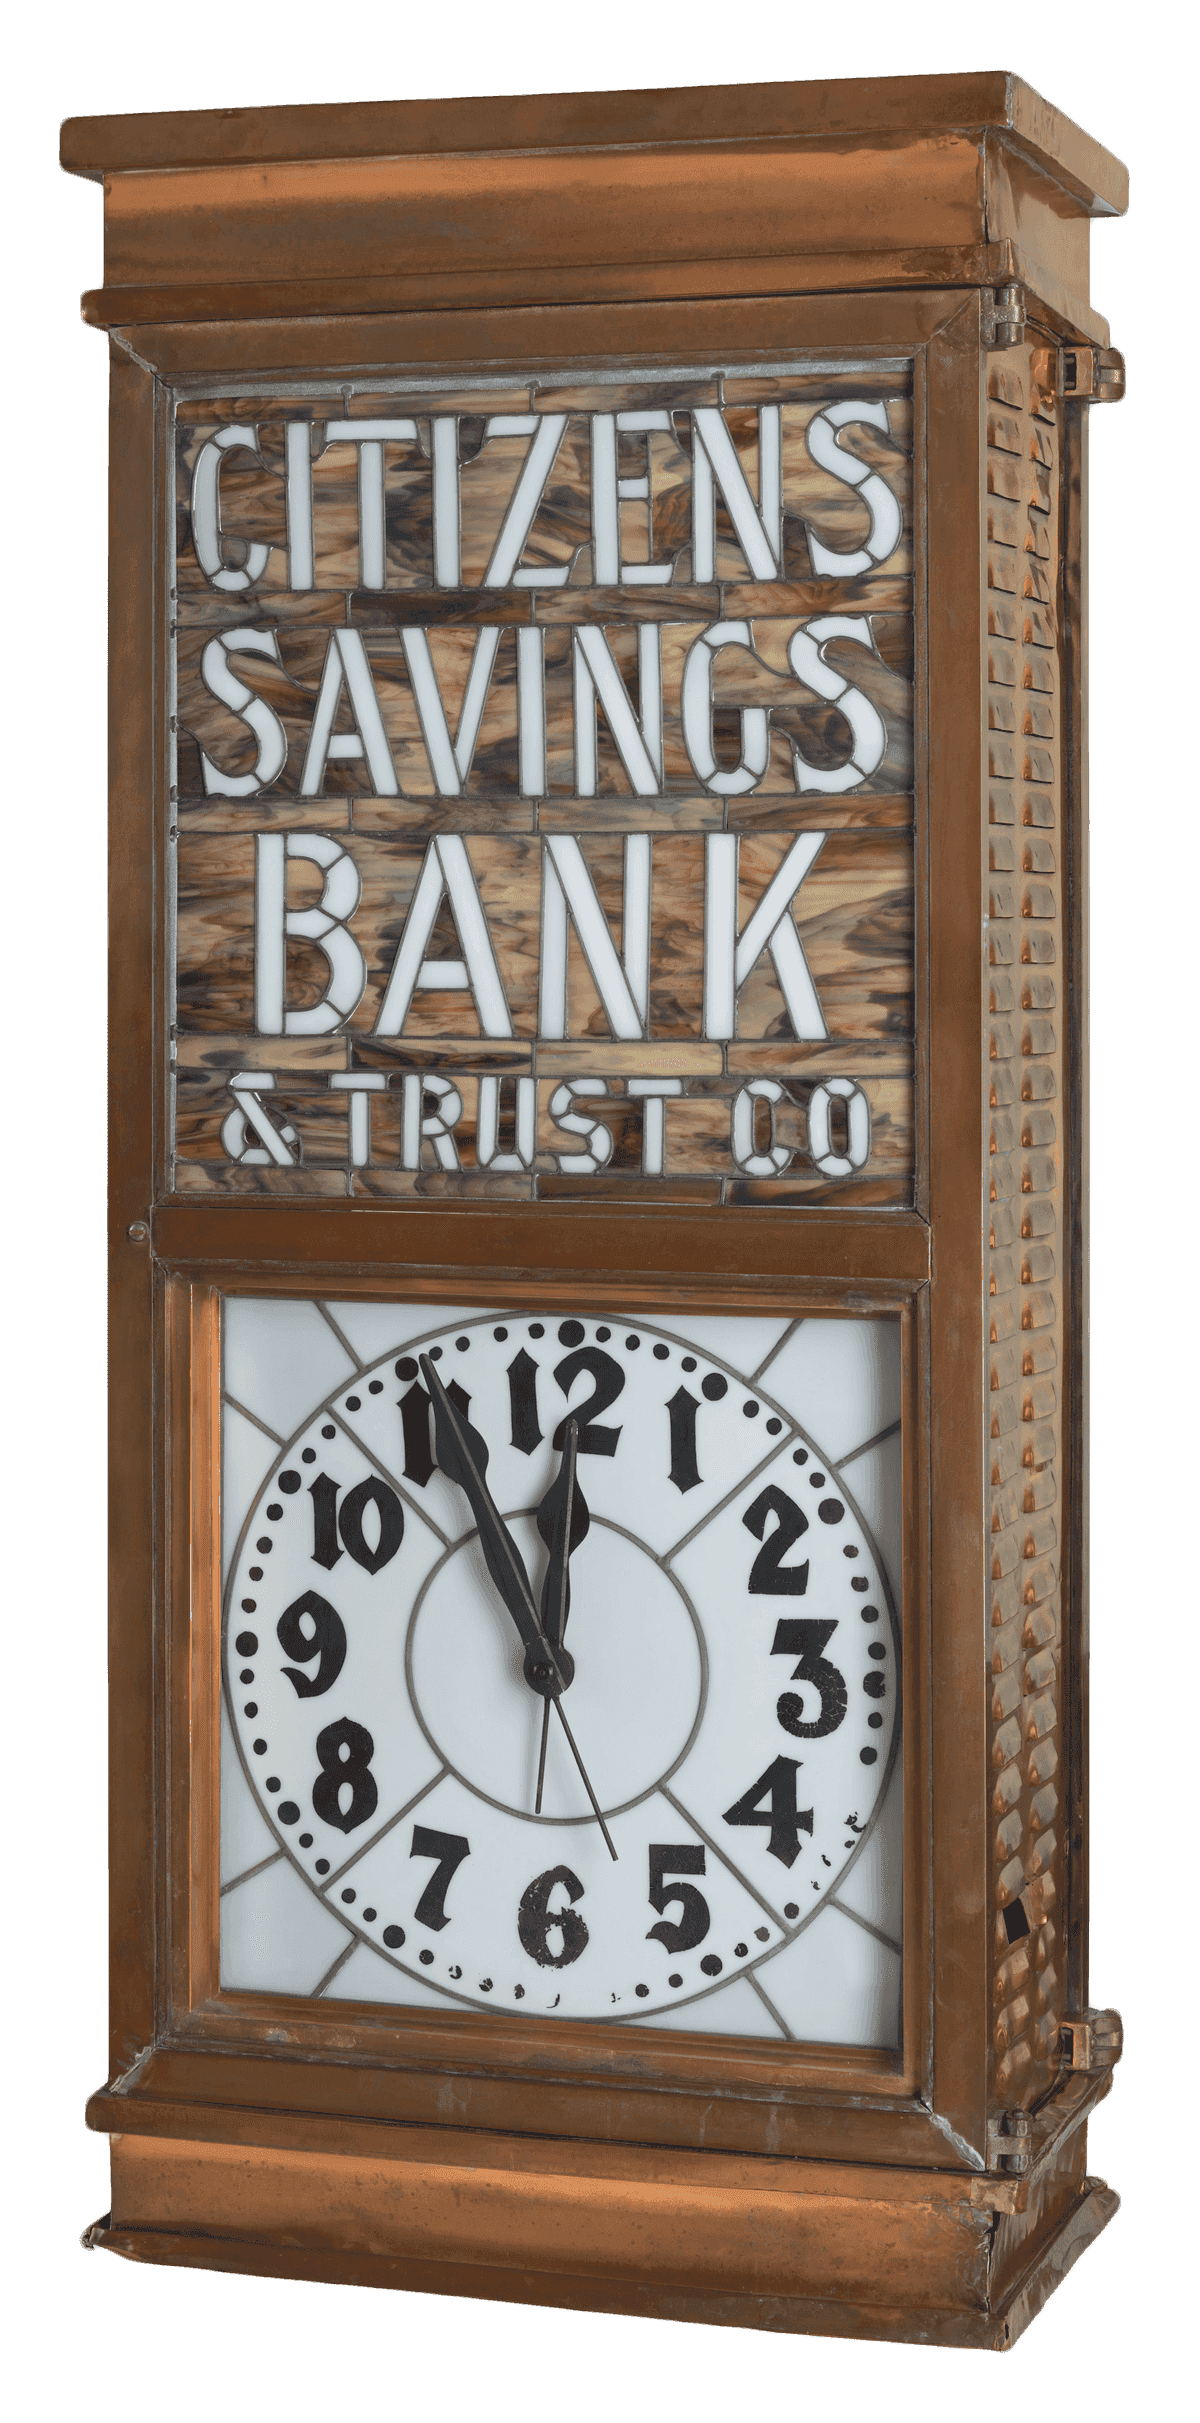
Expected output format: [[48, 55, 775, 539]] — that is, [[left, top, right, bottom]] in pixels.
[[222, 1303, 900, 2036]]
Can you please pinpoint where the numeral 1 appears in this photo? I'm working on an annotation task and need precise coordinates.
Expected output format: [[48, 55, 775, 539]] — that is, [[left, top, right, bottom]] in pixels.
[[666, 1385, 702, 1494], [400, 1376, 470, 1486], [309, 1471, 342, 1568], [507, 1348, 542, 1454]]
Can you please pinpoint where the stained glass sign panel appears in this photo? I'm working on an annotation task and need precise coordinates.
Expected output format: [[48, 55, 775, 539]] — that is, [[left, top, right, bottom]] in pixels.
[[172, 363, 915, 1202]]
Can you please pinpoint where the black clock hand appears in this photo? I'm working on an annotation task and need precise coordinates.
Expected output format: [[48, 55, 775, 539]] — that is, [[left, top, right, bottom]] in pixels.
[[420, 1354, 555, 1673], [533, 1422, 590, 1815], [420, 1357, 616, 1860], [536, 1418, 590, 1648]]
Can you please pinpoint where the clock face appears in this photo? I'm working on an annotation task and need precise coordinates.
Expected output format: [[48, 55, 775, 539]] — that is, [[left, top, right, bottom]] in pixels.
[[221, 1299, 902, 2041]]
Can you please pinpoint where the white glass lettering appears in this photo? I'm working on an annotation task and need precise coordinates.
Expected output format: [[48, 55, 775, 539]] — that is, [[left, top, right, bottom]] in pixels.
[[191, 426, 271, 592], [572, 624, 662, 795], [374, 836, 513, 1037], [482, 415, 570, 587], [299, 631, 398, 796], [199, 628, 288, 797], [329, 1070, 387, 1166], [681, 621, 770, 796], [787, 617, 887, 793], [804, 402, 902, 576], [254, 832, 366, 1036], [703, 833, 828, 1040], [692, 407, 781, 583]]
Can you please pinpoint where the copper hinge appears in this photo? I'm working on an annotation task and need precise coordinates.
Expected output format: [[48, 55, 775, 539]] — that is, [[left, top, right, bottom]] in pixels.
[[986, 2110, 1033, 2174], [985, 282, 1027, 350], [1060, 2007, 1124, 2072], [1063, 346, 1125, 404]]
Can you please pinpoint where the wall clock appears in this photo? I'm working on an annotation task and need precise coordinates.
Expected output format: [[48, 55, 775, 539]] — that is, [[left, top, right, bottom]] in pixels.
[[64, 70, 1125, 2348]]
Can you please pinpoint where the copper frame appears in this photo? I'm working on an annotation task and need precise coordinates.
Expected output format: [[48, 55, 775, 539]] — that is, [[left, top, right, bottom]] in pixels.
[[69, 76, 1124, 2345]]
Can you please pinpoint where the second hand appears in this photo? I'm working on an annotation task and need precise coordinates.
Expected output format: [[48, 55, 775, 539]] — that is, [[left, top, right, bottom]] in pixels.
[[535, 1700, 551, 1819], [551, 1695, 617, 1862]]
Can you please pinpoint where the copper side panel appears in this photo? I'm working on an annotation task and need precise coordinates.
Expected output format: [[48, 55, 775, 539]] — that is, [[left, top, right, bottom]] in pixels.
[[985, 345, 1066, 2105]]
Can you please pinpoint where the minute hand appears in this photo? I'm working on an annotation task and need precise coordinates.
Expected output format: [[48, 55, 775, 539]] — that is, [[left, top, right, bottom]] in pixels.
[[419, 1354, 547, 1661]]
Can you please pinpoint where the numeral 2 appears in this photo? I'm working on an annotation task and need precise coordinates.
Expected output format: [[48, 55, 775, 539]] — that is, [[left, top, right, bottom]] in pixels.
[[552, 1346, 625, 1456], [742, 1485, 810, 1594]]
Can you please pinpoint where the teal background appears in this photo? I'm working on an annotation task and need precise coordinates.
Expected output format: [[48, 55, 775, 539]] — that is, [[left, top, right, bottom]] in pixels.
[[8, 13, 1179, 2417]]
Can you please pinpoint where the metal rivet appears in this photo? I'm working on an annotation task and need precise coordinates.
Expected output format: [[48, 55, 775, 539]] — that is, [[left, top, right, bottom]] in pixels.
[[127, 1221, 149, 1243]]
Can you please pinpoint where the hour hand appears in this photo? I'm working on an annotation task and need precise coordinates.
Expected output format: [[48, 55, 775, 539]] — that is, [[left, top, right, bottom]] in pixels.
[[536, 1419, 591, 1647]]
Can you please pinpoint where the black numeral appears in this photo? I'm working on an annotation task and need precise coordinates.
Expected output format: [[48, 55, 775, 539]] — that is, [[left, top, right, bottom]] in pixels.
[[552, 1346, 625, 1456], [723, 1755, 813, 1868], [507, 1348, 543, 1454], [311, 1716, 377, 1833], [400, 1375, 470, 1486], [309, 1472, 342, 1569], [399, 1381, 434, 1487], [517, 1864, 589, 1967], [277, 1590, 348, 1698], [338, 1475, 404, 1573], [742, 1485, 810, 1595], [410, 1825, 470, 1930], [772, 1618, 847, 1739], [646, 1843, 710, 1952], [308, 1472, 404, 1573], [666, 1387, 702, 1494]]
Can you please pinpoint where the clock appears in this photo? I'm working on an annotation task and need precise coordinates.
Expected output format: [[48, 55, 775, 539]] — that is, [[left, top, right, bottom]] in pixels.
[[220, 1299, 901, 2037], [69, 72, 1126, 2348]]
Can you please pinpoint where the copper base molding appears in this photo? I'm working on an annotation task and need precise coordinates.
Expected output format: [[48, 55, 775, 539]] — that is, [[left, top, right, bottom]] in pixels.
[[88, 2123, 1117, 2351]]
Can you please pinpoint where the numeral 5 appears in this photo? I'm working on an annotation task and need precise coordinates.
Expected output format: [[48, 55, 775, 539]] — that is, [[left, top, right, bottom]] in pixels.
[[646, 1843, 710, 1952]]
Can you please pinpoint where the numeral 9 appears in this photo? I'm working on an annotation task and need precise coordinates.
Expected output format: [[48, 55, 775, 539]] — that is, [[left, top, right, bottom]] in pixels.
[[277, 1589, 347, 1698]]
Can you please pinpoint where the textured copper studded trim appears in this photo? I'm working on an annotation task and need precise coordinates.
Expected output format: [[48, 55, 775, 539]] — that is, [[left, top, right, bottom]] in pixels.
[[986, 345, 1066, 2105]]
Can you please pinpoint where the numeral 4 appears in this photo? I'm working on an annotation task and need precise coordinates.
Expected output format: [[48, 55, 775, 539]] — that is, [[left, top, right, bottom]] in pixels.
[[723, 1755, 813, 1867]]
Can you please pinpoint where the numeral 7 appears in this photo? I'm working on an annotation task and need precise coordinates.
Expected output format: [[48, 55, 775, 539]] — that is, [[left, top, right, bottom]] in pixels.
[[410, 1825, 470, 1930]]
